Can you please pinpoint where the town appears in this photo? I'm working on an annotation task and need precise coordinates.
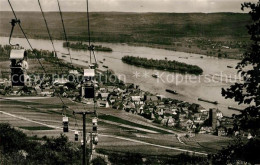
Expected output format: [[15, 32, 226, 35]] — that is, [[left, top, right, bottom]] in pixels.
[[0, 47, 244, 139]]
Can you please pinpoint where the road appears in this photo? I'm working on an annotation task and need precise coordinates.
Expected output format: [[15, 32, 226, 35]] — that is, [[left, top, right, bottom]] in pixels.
[[0, 109, 208, 156]]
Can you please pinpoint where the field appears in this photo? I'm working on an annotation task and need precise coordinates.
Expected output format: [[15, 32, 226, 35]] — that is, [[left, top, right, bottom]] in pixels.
[[0, 12, 251, 59], [0, 96, 232, 157]]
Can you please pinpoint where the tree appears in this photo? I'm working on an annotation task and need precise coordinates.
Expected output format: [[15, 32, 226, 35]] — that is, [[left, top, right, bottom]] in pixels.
[[214, 1, 260, 164], [92, 156, 107, 165], [222, 0, 260, 136]]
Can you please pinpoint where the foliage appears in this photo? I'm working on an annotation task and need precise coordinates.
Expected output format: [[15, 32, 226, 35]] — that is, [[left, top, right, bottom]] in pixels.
[[63, 42, 112, 52], [99, 150, 207, 165], [91, 156, 107, 165], [0, 123, 82, 164], [212, 137, 260, 164], [0, 123, 29, 153], [122, 56, 203, 75], [108, 152, 143, 165], [216, 1, 260, 164], [221, 0, 260, 136], [0, 45, 11, 61]]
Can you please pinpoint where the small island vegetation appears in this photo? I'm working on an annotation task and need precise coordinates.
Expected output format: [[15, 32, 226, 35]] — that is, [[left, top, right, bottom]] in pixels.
[[63, 42, 112, 52], [122, 56, 203, 75]]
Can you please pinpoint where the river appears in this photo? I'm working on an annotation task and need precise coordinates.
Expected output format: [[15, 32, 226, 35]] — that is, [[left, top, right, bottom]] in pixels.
[[0, 37, 245, 116]]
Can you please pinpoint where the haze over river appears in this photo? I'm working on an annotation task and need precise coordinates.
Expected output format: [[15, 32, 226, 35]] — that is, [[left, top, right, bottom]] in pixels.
[[1, 37, 246, 116]]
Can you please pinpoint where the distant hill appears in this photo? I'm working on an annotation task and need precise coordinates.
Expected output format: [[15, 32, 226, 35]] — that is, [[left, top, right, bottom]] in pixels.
[[0, 12, 251, 58]]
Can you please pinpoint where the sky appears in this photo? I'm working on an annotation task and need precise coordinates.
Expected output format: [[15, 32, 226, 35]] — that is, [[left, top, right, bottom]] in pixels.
[[0, 0, 258, 13]]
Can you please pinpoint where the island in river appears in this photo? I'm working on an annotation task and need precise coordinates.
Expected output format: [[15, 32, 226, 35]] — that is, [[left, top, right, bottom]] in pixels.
[[122, 56, 203, 75], [63, 42, 112, 52]]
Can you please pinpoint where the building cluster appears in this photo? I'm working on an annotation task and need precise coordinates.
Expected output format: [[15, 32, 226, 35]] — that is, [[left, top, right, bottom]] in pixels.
[[0, 67, 236, 137], [93, 83, 235, 137]]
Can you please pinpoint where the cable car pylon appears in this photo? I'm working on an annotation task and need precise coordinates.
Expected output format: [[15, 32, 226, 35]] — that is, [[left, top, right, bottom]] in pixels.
[[73, 111, 96, 165]]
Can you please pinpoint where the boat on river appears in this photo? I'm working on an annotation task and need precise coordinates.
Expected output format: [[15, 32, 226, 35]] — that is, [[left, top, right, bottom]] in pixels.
[[228, 106, 243, 112], [198, 98, 218, 105], [166, 89, 178, 95], [152, 74, 158, 78]]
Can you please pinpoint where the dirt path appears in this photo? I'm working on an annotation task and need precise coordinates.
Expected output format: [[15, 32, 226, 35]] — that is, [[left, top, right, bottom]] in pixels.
[[0, 109, 207, 156]]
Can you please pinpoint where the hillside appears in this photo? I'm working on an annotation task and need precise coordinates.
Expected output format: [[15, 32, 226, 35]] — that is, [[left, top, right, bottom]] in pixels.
[[0, 12, 251, 58]]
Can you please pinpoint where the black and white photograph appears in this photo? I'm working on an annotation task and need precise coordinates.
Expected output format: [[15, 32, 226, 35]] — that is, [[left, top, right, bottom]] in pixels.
[[0, 0, 259, 164]]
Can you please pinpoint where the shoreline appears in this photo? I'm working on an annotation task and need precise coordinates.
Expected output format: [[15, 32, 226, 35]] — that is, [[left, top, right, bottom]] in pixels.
[[0, 35, 243, 60]]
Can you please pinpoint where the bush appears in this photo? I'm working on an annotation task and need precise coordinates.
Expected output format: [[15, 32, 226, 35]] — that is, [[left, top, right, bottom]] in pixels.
[[92, 156, 107, 165], [0, 123, 82, 164]]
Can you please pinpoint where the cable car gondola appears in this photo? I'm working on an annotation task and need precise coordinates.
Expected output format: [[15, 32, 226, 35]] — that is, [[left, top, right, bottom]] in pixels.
[[74, 131, 79, 141], [10, 48, 28, 87], [62, 116, 69, 132]]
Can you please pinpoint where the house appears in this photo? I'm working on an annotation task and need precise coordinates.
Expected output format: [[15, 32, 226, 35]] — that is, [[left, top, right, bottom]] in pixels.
[[200, 111, 209, 121], [161, 116, 175, 127], [184, 119, 194, 129], [217, 127, 227, 136], [161, 118, 168, 126], [40, 88, 54, 97], [108, 95, 118, 104], [200, 109, 208, 113], [98, 100, 109, 108], [53, 78, 68, 86], [193, 113, 204, 123], [156, 95, 166, 100], [164, 110, 174, 117], [137, 105, 144, 114], [199, 127, 207, 134], [131, 96, 141, 102], [181, 107, 189, 114], [124, 102, 135, 112], [99, 93, 109, 101], [106, 86, 115, 93], [166, 116, 175, 127], [190, 124, 197, 132], [69, 70, 80, 76], [11, 86, 21, 96], [216, 109, 223, 119], [145, 95, 158, 102], [99, 88, 106, 92], [157, 109, 164, 116], [112, 100, 123, 109]]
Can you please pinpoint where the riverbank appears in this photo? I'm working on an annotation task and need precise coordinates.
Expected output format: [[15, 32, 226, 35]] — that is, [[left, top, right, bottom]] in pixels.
[[0, 12, 249, 59]]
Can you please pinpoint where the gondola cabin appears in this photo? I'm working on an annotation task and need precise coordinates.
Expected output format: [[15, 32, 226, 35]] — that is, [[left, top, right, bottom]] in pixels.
[[92, 118, 97, 132], [9, 49, 28, 87], [82, 86, 95, 98], [82, 69, 95, 98], [63, 116, 69, 132], [74, 131, 79, 141], [84, 69, 95, 82]]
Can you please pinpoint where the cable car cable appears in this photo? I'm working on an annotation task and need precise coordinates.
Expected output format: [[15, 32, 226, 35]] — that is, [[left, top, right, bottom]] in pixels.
[[9, 19, 20, 46], [37, 0, 62, 73], [86, 0, 91, 64], [56, 0, 73, 66], [86, 0, 97, 66], [8, 0, 47, 74], [8, 0, 67, 109]]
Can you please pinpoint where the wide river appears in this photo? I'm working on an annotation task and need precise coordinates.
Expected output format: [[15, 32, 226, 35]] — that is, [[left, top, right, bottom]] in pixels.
[[0, 37, 246, 116]]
